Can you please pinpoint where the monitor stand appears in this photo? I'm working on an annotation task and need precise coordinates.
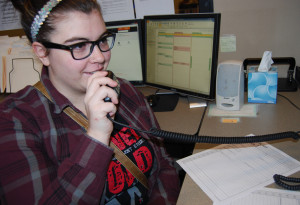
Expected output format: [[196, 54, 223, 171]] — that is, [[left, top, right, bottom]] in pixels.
[[187, 96, 207, 108], [150, 93, 179, 112]]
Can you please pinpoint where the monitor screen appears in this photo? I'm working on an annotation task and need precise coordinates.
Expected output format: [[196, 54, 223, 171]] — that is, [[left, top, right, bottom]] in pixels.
[[106, 20, 144, 85], [144, 13, 221, 100]]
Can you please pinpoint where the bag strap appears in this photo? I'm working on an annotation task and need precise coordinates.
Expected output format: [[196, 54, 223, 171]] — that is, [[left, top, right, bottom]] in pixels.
[[34, 81, 149, 190]]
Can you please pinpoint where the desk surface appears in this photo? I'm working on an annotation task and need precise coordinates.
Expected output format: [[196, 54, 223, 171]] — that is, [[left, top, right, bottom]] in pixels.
[[176, 91, 300, 205]]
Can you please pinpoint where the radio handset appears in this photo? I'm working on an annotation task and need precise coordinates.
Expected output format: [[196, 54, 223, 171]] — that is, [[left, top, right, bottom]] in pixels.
[[104, 70, 120, 102]]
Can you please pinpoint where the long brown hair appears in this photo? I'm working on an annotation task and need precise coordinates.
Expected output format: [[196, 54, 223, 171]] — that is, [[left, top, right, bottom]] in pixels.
[[9, 0, 102, 42]]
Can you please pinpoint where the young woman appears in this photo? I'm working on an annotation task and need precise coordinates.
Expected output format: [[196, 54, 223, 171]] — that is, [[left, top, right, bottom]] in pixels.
[[0, 0, 180, 204]]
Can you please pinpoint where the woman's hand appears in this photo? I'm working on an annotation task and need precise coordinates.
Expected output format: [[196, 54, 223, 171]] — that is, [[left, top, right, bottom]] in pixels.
[[84, 71, 119, 145]]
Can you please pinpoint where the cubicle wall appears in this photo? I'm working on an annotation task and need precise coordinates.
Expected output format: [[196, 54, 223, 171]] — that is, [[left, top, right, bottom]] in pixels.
[[214, 0, 300, 68]]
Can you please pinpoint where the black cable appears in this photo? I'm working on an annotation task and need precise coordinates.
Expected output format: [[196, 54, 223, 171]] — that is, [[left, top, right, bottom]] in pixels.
[[107, 115, 300, 144], [110, 115, 154, 135], [273, 174, 300, 190], [278, 93, 300, 111], [192, 101, 207, 136], [149, 129, 299, 144]]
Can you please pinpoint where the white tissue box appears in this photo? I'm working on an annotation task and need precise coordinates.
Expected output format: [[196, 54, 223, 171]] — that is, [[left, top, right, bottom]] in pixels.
[[248, 66, 278, 104]]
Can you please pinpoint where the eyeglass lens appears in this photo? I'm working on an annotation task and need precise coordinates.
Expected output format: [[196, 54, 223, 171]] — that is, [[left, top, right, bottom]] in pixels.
[[72, 35, 115, 60]]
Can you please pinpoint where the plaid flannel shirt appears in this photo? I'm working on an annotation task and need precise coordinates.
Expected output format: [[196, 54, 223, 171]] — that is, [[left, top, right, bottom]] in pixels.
[[0, 67, 180, 204]]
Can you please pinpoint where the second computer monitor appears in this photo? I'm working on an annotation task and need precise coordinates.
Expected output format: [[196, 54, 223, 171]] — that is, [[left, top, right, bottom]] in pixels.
[[106, 20, 144, 85], [144, 13, 221, 100]]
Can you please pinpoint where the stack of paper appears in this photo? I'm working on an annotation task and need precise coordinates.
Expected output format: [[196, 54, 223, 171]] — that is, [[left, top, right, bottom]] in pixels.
[[177, 142, 300, 204]]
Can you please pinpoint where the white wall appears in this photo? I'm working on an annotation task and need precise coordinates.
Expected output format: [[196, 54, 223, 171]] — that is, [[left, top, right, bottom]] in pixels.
[[214, 0, 300, 68]]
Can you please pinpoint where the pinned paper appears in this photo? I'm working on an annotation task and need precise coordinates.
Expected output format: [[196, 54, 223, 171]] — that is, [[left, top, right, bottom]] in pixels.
[[220, 34, 236, 52], [258, 51, 274, 72]]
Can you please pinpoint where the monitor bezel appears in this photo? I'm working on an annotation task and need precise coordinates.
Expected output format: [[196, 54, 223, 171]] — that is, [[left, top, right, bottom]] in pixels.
[[106, 19, 145, 86], [143, 13, 221, 100]]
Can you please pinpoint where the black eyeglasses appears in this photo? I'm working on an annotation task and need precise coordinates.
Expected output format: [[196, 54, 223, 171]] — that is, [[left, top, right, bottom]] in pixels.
[[42, 32, 116, 60]]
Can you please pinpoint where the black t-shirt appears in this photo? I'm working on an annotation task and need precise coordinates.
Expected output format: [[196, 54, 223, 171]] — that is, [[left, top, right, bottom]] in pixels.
[[104, 114, 155, 205]]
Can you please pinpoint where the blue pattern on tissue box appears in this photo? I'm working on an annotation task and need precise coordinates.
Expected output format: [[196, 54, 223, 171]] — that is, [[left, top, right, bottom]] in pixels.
[[248, 67, 278, 104]]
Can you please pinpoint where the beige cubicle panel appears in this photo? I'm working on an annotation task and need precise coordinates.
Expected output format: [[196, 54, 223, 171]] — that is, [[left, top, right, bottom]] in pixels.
[[214, 0, 300, 68]]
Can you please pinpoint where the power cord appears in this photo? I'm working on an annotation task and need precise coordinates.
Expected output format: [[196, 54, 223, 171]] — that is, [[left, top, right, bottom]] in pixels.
[[278, 93, 300, 111], [193, 105, 207, 136], [273, 174, 300, 190]]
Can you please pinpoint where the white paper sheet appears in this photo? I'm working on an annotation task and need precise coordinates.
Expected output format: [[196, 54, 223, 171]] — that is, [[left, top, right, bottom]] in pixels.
[[177, 142, 300, 205], [0, 0, 22, 31], [225, 187, 300, 205], [97, 0, 135, 22], [134, 0, 175, 19], [208, 104, 257, 117]]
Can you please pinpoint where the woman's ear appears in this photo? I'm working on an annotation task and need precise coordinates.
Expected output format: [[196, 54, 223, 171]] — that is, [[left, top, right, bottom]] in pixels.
[[32, 42, 50, 66]]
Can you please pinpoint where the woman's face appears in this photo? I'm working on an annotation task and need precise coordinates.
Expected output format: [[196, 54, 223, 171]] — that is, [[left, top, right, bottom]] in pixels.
[[45, 9, 111, 96]]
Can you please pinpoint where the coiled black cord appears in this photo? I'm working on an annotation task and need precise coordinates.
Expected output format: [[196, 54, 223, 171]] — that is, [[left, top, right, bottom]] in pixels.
[[108, 115, 300, 144], [273, 174, 300, 190], [148, 129, 299, 144]]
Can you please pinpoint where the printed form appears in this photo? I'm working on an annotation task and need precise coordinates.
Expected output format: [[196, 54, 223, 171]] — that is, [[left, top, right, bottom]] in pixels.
[[229, 187, 300, 205], [177, 142, 300, 205]]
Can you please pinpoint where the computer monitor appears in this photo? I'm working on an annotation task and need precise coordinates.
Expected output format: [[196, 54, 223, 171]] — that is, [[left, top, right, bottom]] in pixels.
[[144, 13, 221, 107], [106, 20, 144, 85]]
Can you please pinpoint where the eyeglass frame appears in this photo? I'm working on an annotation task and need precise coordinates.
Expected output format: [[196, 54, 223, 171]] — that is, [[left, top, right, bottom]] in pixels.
[[41, 31, 116, 60]]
